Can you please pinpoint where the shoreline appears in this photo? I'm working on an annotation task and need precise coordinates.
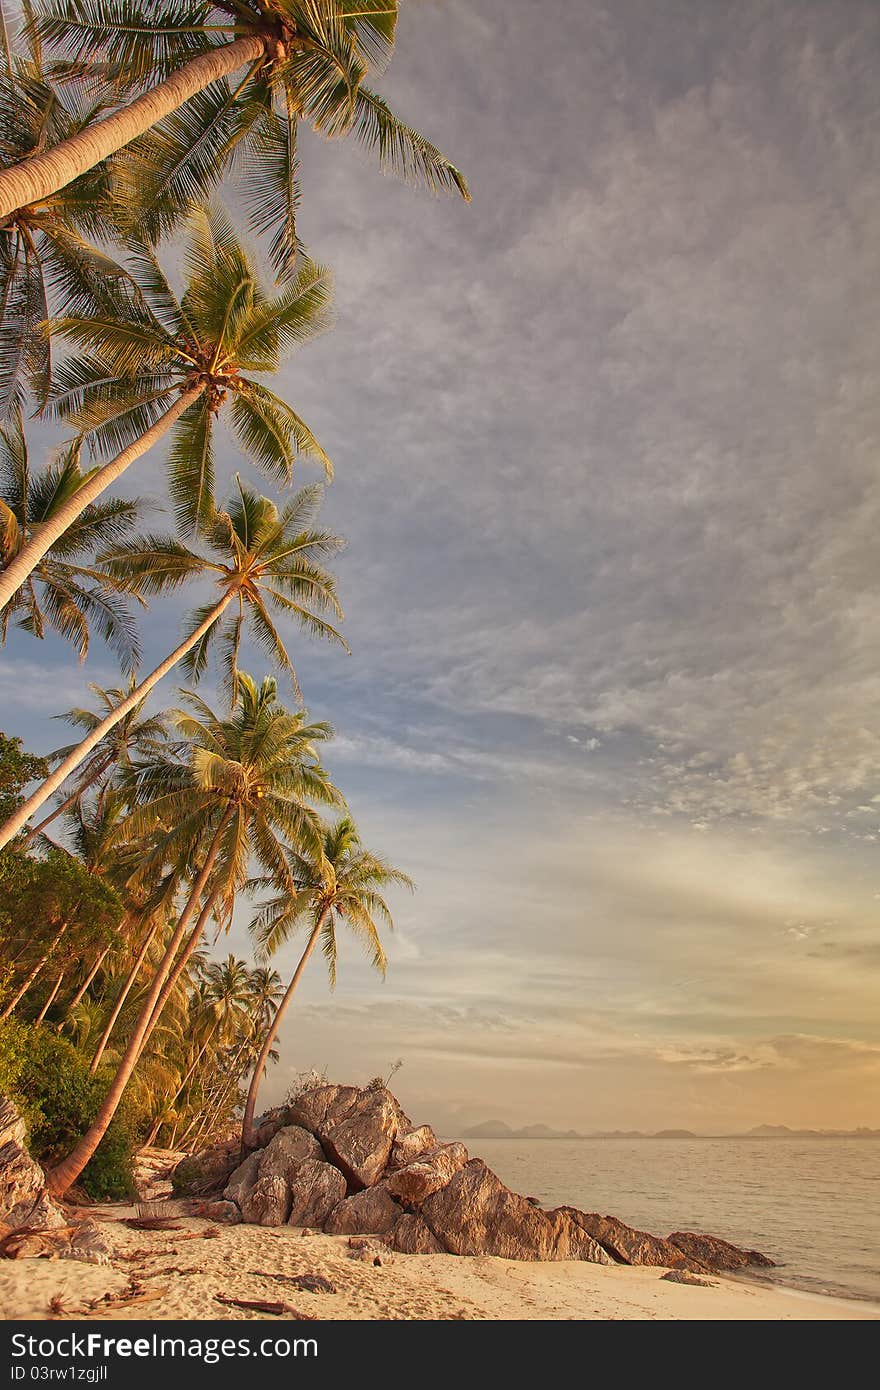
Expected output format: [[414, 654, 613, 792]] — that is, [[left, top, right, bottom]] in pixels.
[[1, 1211, 876, 1322]]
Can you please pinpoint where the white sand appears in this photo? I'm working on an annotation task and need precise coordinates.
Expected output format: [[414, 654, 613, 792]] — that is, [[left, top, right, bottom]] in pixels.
[[0, 1211, 876, 1322]]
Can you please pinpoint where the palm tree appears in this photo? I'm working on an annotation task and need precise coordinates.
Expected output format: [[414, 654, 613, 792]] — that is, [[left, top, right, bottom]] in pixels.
[[47, 670, 341, 1194], [25, 680, 170, 843], [0, 406, 142, 669], [0, 1, 137, 416], [0, 205, 332, 614], [0, 478, 344, 848], [143, 954, 258, 1145], [0, 2, 468, 246], [241, 813, 412, 1146]]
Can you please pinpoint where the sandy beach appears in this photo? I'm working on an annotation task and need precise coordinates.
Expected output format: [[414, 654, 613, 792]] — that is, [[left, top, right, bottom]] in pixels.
[[1, 1211, 876, 1322]]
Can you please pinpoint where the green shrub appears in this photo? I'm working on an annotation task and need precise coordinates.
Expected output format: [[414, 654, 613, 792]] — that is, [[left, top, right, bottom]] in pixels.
[[0, 1018, 138, 1199]]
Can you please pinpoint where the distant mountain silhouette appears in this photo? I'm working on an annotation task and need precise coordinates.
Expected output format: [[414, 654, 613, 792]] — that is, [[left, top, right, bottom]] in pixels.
[[460, 1120, 880, 1140], [746, 1124, 880, 1138], [462, 1120, 583, 1139]]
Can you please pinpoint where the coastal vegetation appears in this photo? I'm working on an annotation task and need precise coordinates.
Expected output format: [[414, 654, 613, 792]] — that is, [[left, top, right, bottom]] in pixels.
[[0, 1, 465, 1198]]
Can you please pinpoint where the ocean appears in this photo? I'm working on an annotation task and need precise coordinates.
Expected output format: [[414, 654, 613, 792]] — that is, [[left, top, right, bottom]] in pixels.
[[464, 1137, 880, 1302]]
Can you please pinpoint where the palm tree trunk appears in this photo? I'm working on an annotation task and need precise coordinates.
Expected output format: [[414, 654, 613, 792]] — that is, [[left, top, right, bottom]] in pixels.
[[240, 911, 328, 1148], [0, 385, 203, 616], [90, 916, 159, 1074], [47, 805, 235, 1196], [35, 970, 65, 1023], [169, 1026, 217, 1108], [0, 919, 68, 1018], [0, 582, 234, 850], [59, 945, 110, 1025], [24, 755, 113, 845], [135, 887, 223, 1059], [181, 1036, 250, 1147], [0, 36, 267, 218], [144, 1116, 163, 1148]]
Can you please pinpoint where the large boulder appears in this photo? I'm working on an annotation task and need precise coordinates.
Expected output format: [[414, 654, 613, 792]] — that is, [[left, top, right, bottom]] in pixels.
[[171, 1141, 240, 1198], [240, 1174, 291, 1226], [0, 1095, 66, 1231], [420, 1160, 612, 1263], [324, 1184, 404, 1237], [385, 1142, 469, 1206], [258, 1124, 324, 1179], [557, 1209, 701, 1270], [223, 1150, 262, 1208], [298, 1086, 408, 1190], [288, 1085, 361, 1136], [287, 1159, 347, 1228], [388, 1125, 438, 1171], [668, 1230, 775, 1270], [544, 1209, 615, 1264], [391, 1213, 446, 1255], [250, 1106, 294, 1149]]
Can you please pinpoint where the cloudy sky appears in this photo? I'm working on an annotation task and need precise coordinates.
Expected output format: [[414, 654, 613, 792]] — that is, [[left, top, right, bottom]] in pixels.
[[5, 0, 880, 1132]]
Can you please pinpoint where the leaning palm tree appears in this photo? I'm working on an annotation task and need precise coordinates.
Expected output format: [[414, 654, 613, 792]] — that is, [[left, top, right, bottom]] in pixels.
[[0, 406, 142, 668], [0, 205, 332, 613], [47, 670, 341, 1194], [0, 1, 137, 416], [0, 2, 468, 252], [25, 680, 170, 843], [241, 813, 412, 1146], [0, 478, 344, 849]]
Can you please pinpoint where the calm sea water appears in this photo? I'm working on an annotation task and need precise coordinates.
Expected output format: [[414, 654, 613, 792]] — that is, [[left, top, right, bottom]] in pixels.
[[463, 1138, 880, 1302]]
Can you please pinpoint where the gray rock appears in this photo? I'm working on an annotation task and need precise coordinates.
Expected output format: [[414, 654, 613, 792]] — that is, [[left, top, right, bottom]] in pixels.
[[385, 1142, 469, 1206], [667, 1230, 775, 1270], [388, 1125, 438, 1171], [324, 1184, 403, 1236], [557, 1209, 701, 1270], [421, 1160, 614, 1262], [288, 1085, 361, 1137], [391, 1213, 445, 1254], [287, 1159, 347, 1229], [258, 1124, 324, 1181], [239, 1174, 291, 1226], [319, 1087, 405, 1189], [223, 1150, 262, 1208], [544, 1209, 615, 1263], [0, 1094, 66, 1230], [171, 1142, 240, 1198]]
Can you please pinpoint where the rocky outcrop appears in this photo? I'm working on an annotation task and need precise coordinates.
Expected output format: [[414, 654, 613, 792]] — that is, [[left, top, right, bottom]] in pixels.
[[543, 1209, 616, 1263], [388, 1124, 438, 1171], [385, 1142, 468, 1205], [240, 1174, 291, 1226], [223, 1150, 262, 1207], [179, 1084, 773, 1270], [286, 1160, 346, 1229], [557, 1209, 702, 1270], [0, 1096, 112, 1265], [258, 1124, 324, 1179], [421, 1160, 614, 1263], [391, 1213, 445, 1254], [0, 1095, 66, 1231], [668, 1231, 776, 1270], [294, 1086, 408, 1190], [324, 1184, 403, 1236], [171, 1141, 241, 1197]]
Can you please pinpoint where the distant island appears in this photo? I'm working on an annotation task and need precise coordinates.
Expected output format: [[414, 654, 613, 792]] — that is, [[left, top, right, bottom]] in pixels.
[[461, 1120, 880, 1140], [461, 1121, 698, 1140]]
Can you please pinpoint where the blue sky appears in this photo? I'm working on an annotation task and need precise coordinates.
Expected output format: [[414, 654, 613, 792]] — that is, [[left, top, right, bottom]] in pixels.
[[4, 0, 880, 1131]]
